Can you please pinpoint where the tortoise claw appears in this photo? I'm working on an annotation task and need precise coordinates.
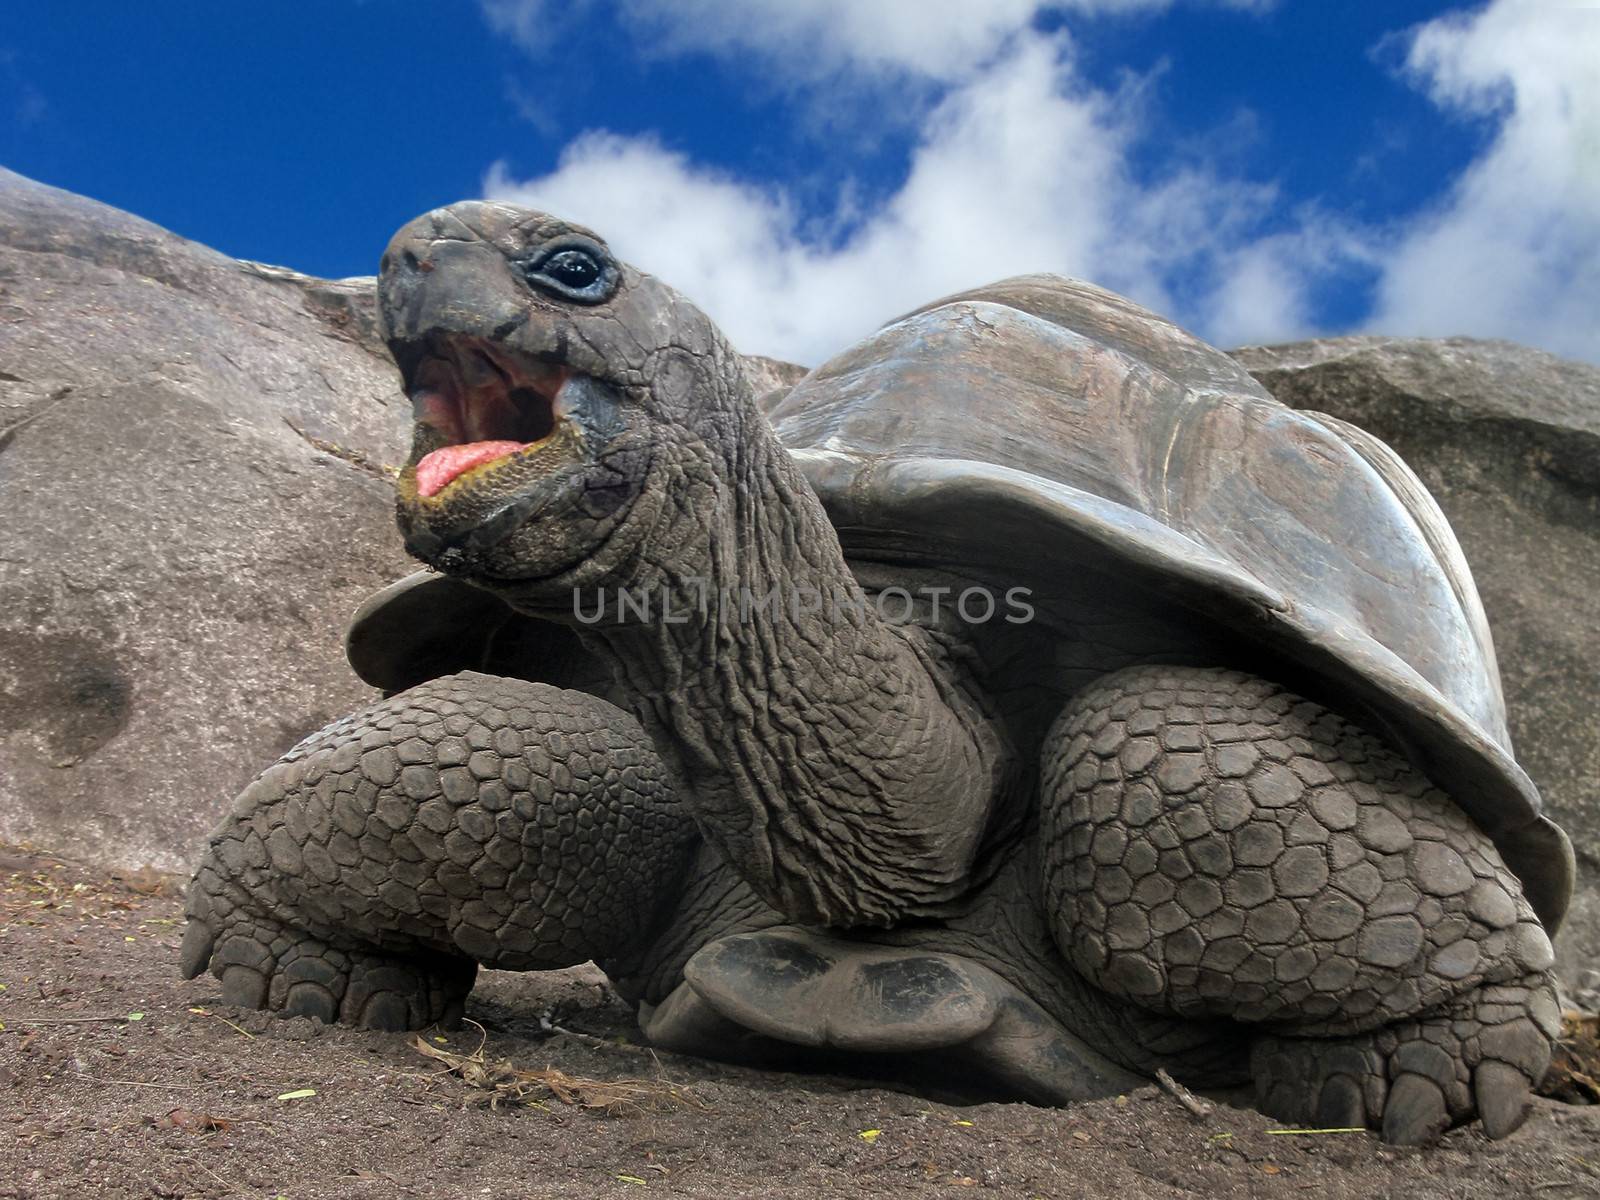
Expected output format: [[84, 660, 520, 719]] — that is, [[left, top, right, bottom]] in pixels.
[[179, 919, 216, 980], [282, 981, 340, 1024], [1382, 1074, 1450, 1145], [1474, 1061, 1533, 1140], [220, 963, 269, 1009], [1314, 1074, 1367, 1129], [180, 873, 476, 1031], [1253, 970, 1556, 1143]]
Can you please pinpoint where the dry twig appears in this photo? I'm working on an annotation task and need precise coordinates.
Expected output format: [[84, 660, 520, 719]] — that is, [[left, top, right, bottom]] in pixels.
[[411, 1021, 702, 1116], [1155, 1068, 1213, 1119]]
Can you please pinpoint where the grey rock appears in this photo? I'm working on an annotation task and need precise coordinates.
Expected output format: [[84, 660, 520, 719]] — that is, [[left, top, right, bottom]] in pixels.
[[1233, 337, 1598, 987], [1572, 968, 1600, 1013], [0, 168, 412, 871], [741, 354, 809, 402]]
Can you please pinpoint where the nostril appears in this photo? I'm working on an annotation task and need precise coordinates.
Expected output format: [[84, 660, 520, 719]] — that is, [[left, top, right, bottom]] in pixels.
[[402, 249, 421, 271]]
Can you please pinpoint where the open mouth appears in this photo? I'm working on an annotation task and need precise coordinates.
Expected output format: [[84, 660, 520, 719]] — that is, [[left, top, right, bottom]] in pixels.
[[405, 338, 572, 499]]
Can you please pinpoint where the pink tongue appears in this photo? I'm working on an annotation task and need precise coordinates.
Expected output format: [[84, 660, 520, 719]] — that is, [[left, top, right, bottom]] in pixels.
[[415, 441, 529, 498]]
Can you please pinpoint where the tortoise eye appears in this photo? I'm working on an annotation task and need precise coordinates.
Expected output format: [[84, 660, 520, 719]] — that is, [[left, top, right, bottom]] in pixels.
[[523, 239, 618, 304], [542, 249, 600, 288]]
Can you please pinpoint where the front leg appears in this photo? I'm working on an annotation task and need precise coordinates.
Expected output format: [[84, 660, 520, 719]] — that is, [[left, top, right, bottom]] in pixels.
[[1039, 665, 1560, 1143], [181, 671, 697, 1029]]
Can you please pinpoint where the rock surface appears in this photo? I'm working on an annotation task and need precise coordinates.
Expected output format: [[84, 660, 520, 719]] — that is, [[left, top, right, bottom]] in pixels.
[[0, 168, 414, 872], [744, 353, 810, 401], [1234, 337, 1599, 988]]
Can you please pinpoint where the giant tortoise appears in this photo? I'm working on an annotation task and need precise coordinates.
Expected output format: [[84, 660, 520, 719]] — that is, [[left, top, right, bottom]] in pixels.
[[181, 201, 1574, 1144]]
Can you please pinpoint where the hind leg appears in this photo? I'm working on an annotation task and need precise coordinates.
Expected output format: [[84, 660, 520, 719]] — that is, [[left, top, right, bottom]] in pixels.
[[182, 671, 696, 1029], [1039, 665, 1560, 1142]]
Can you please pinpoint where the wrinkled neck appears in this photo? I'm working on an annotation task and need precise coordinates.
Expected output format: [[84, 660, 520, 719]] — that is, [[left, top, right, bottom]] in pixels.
[[587, 428, 867, 705], [576, 415, 1006, 927]]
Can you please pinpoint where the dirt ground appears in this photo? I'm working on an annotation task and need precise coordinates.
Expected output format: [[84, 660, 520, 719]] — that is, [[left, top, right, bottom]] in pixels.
[[1, 847, 1597, 1200]]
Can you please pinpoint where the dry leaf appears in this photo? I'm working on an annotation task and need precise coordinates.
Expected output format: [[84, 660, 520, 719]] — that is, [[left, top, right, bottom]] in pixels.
[[154, 1108, 234, 1133], [1541, 1010, 1600, 1105], [411, 1034, 700, 1116]]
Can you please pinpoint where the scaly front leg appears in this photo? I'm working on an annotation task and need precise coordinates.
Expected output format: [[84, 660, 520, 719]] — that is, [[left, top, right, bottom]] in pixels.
[[181, 671, 697, 1029]]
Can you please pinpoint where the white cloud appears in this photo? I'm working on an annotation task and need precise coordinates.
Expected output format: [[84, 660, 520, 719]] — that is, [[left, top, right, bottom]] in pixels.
[[1366, 0, 1600, 359], [489, 32, 1290, 363], [483, 0, 1597, 365], [619, 0, 1057, 84]]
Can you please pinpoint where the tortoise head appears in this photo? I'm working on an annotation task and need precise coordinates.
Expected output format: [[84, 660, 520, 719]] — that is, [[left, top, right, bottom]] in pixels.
[[377, 200, 748, 592]]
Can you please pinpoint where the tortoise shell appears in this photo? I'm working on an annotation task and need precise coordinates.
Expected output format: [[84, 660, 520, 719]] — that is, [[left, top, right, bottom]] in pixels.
[[349, 274, 1574, 929]]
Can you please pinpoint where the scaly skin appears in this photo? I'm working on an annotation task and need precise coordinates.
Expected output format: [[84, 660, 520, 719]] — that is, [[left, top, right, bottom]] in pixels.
[[1040, 666, 1559, 1141], [182, 672, 698, 1026]]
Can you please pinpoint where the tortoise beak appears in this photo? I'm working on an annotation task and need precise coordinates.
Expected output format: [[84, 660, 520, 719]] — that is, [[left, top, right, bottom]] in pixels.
[[394, 341, 626, 566], [377, 203, 631, 573], [377, 204, 532, 352]]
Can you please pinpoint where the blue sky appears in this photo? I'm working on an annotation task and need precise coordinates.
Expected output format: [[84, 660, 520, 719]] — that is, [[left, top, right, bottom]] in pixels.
[[3, 1, 1595, 363]]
